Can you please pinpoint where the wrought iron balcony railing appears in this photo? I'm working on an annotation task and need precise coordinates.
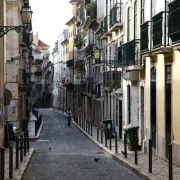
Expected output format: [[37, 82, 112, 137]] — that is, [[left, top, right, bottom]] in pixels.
[[122, 39, 140, 66], [85, 0, 91, 5], [112, 71, 121, 88], [75, 33, 83, 46], [100, 15, 109, 36], [168, 0, 180, 44], [85, 44, 94, 57], [118, 45, 123, 67], [95, 84, 102, 98], [103, 71, 111, 87], [152, 11, 168, 49], [75, 82, 87, 94], [110, 3, 123, 28], [66, 60, 74, 68], [75, 60, 84, 70], [141, 21, 150, 53]]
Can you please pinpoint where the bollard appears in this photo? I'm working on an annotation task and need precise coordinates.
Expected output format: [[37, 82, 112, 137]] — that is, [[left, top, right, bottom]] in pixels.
[[135, 147, 138, 165], [26, 130, 30, 151], [16, 137, 19, 169], [90, 123, 92, 136], [88, 122, 90, 134], [97, 126, 99, 141], [20, 135, 23, 162], [169, 144, 173, 180], [9, 141, 13, 179], [115, 131, 118, 153], [124, 133, 127, 158], [105, 127, 108, 147], [24, 131, 26, 156], [0, 147, 5, 180], [101, 129, 103, 144], [149, 139, 152, 173], [109, 130, 112, 150]]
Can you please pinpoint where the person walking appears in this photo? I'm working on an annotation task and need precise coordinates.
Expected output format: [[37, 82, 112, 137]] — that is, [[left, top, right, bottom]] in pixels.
[[66, 108, 72, 127]]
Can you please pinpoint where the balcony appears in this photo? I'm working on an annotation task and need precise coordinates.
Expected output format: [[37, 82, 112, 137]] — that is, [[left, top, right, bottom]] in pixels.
[[122, 39, 140, 67], [74, 33, 83, 48], [100, 15, 111, 39], [66, 60, 74, 68], [75, 82, 87, 95], [109, 3, 123, 31], [75, 60, 84, 70], [85, 0, 91, 5], [112, 71, 121, 89], [168, 0, 180, 44], [95, 84, 102, 99], [152, 11, 169, 49], [141, 21, 150, 53], [103, 71, 111, 87], [66, 83, 74, 91], [85, 44, 94, 58], [117, 45, 123, 67]]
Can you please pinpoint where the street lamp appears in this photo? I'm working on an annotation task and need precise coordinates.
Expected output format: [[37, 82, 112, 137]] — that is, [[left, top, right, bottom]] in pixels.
[[0, 1, 33, 38]]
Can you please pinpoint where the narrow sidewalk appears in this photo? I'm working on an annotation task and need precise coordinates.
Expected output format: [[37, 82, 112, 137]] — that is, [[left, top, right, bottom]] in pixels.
[[52, 109, 180, 180]]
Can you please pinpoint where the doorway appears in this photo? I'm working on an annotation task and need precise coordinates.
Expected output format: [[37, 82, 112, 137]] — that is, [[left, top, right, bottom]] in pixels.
[[165, 65, 172, 158], [127, 85, 131, 124], [151, 67, 156, 150]]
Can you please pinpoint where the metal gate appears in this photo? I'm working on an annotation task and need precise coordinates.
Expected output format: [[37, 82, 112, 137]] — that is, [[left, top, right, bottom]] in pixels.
[[151, 67, 156, 149], [165, 65, 172, 157]]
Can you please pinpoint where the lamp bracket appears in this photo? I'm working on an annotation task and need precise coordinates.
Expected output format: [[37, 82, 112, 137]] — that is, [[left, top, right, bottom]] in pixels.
[[102, 60, 119, 68], [0, 26, 25, 38]]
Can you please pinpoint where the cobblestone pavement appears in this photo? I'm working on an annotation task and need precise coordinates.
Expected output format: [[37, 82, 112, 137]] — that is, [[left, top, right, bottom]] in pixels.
[[22, 109, 141, 180]]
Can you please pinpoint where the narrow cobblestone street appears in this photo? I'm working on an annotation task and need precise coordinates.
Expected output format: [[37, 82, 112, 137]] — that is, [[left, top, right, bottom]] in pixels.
[[22, 109, 141, 180]]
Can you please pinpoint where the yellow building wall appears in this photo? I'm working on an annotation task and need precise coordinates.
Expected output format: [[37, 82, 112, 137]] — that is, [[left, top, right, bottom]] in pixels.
[[145, 57, 151, 129], [156, 54, 165, 137], [68, 24, 74, 51], [172, 50, 180, 145]]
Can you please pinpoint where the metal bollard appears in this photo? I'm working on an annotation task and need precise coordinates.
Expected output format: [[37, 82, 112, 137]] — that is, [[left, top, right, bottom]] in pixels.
[[90, 123, 92, 136], [9, 141, 13, 179], [20, 135, 23, 162], [109, 130, 112, 150], [149, 139, 152, 173], [24, 131, 26, 156], [169, 144, 173, 180], [86, 120, 87, 132], [26, 130, 30, 151], [105, 127, 108, 147], [115, 132, 118, 153], [16, 137, 19, 169], [0, 147, 5, 180], [88, 122, 90, 134], [124, 133, 127, 158], [101, 129, 103, 144], [97, 126, 99, 141]]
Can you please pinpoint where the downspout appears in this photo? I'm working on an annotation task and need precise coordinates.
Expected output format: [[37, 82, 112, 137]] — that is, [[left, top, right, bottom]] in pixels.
[[164, 0, 167, 47], [150, 0, 152, 51]]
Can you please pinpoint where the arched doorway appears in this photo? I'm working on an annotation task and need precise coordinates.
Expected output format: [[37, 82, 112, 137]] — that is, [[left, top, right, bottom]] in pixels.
[[151, 67, 156, 149]]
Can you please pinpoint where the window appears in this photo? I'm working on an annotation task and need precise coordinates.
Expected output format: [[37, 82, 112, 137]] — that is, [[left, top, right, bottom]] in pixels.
[[134, 1, 137, 39], [127, 7, 130, 42], [141, 0, 145, 24]]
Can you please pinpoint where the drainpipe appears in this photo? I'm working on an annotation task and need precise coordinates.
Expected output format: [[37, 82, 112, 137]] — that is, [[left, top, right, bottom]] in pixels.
[[164, 0, 167, 47], [150, 0, 153, 51]]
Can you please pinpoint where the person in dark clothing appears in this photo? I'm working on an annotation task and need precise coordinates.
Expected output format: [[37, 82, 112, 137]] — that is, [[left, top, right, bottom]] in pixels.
[[66, 108, 72, 127]]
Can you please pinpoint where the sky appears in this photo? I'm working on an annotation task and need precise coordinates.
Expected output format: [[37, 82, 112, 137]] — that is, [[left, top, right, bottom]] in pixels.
[[29, 0, 72, 50]]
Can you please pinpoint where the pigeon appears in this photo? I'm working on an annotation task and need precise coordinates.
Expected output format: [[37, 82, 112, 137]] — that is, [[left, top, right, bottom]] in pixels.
[[94, 157, 100, 162], [121, 151, 125, 155], [49, 147, 51, 151]]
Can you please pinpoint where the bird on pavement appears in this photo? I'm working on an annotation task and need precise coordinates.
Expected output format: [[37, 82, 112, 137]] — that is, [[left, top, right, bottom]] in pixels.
[[94, 157, 100, 162], [49, 147, 51, 151]]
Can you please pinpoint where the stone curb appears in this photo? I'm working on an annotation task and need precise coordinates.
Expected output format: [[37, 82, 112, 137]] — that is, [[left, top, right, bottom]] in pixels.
[[13, 148, 34, 180], [73, 122, 151, 180], [29, 121, 44, 140]]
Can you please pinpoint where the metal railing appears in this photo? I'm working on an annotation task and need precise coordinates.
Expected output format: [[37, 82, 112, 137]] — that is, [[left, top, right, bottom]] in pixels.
[[168, 0, 180, 44], [110, 3, 123, 28], [122, 39, 140, 66], [152, 11, 168, 49], [141, 21, 150, 53], [74, 33, 83, 46]]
